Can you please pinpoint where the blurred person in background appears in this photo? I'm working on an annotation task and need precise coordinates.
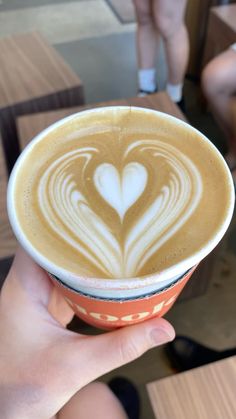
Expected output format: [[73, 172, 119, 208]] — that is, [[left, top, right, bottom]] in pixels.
[[166, 44, 236, 372], [133, 0, 189, 110], [202, 43, 236, 178]]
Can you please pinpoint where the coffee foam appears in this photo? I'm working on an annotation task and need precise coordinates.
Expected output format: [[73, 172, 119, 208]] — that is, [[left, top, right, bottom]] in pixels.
[[12, 108, 233, 279]]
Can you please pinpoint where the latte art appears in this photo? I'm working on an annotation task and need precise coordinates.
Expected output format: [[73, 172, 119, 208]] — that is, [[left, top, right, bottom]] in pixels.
[[38, 137, 202, 278], [12, 108, 233, 280], [94, 162, 148, 221]]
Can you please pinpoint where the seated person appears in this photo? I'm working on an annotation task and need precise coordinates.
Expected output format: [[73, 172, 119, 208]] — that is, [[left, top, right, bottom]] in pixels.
[[166, 46, 236, 371], [201, 44, 236, 176]]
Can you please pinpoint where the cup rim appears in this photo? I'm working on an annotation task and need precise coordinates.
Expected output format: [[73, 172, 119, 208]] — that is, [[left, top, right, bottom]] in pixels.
[[7, 106, 235, 290], [50, 265, 194, 302]]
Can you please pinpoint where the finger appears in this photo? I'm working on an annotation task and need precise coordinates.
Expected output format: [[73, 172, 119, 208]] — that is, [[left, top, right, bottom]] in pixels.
[[4, 247, 75, 327], [68, 317, 175, 389], [6, 246, 53, 306]]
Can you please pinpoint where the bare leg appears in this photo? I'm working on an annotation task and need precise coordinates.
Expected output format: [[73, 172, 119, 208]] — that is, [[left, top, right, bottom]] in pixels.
[[133, 0, 160, 93], [57, 382, 128, 419], [153, 0, 189, 101], [133, 0, 159, 69], [201, 49, 236, 151]]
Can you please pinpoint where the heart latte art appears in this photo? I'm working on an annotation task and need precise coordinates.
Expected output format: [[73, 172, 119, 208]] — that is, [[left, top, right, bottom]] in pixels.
[[38, 140, 202, 278], [13, 108, 232, 279]]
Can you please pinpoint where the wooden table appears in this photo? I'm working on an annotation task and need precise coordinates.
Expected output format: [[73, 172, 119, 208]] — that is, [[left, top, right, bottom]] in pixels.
[[203, 4, 236, 66], [0, 136, 17, 261], [147, 356, 236, 419], [17, 92, 185, 148], [0, 31, 84, 173]]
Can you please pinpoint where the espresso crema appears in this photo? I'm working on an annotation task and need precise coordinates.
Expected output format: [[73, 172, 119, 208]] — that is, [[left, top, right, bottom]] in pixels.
[[12, 108, 233, 279]]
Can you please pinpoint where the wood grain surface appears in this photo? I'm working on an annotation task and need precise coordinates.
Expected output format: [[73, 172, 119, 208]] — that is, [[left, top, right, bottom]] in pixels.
[[147, 356, 236, 419], [202, 4, 236, 66], [0, 32, 82, 108], [17, 92, 186, 148], [0, 137, 17, 260], [0, 31, 84, 172]]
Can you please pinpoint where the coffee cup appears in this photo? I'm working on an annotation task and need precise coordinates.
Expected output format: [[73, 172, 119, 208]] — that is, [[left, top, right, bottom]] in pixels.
[[7, 107, 235, 328]]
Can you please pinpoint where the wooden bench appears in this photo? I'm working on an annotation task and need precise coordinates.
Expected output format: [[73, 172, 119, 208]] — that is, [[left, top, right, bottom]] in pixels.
[[147, 356, 236, 419], [0, 31, 84, 173], [0, 93, 186, 291], [0, 136, 17, 287], [0, 137, 17, 259], [17, 92, 185, 148]]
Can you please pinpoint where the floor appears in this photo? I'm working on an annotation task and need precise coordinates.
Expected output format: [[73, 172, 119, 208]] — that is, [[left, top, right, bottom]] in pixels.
[[1, 1, 236, 418]]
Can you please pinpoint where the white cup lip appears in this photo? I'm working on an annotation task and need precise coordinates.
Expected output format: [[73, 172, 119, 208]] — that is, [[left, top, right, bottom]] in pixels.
[[7, 106, 235, 291], [51, 266, 194, 302]]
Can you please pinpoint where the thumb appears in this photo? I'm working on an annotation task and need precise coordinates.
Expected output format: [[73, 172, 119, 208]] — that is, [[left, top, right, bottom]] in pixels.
[[69, 317, 175, 388]]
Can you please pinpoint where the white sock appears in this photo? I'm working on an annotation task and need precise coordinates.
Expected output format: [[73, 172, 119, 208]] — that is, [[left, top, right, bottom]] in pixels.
[[166, 83, 183, 103], [138, 69, 156, 92]]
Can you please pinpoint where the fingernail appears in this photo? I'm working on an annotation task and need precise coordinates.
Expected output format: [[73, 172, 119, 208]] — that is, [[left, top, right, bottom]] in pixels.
[[150, 327, 175, 346]]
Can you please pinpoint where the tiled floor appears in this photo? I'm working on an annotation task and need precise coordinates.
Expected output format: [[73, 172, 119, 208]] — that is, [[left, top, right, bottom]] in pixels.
[[1, 1, 236, 418], [0, 0, 84, 11], [0, 0, 135, 44]]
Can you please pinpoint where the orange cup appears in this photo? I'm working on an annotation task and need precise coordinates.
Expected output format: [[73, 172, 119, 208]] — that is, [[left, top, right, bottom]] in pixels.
[[49, 266, 197, 329]]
